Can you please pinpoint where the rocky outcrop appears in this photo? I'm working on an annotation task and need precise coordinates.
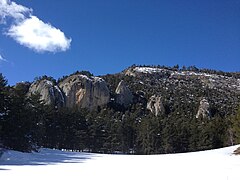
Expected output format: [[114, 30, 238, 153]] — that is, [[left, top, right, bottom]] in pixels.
[[59, 75, 110, 111], [28, 79, 65, 107], [196, 98, 210, 119], [147, 95, 165, 116], [125, 68, 137, 77], [115, 80, 133, 108]]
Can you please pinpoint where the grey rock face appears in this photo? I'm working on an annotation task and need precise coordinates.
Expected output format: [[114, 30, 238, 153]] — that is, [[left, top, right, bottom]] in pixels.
[[115, 80, 133, 108], [28, 79, 65, 107], [196, 98, 210, 119], [147, 95, 165, 116], [59, 75, 110, 110]]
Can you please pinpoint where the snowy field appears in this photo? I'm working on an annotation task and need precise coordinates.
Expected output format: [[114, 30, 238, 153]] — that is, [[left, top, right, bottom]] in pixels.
[[1, 145, 240, 180]]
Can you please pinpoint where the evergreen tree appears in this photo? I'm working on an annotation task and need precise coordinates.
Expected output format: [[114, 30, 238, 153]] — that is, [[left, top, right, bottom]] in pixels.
[[211, 115, 228, 148], [232, 106, 240, 144], [1, 85, 44, 152], [0, 73, 8, 150], [26, 93, 46, 149], [87, 114, 107, 153]]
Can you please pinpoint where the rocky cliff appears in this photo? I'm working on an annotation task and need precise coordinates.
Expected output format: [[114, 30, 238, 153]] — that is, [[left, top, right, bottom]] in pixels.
[[115, 80, 133, 108], [59, 74, 110, 110], [196, 98, 210, 119], [28, 79, 65, 107]]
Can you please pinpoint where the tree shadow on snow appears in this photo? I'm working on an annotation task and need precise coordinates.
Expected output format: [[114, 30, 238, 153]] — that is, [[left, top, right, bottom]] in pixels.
[[0, 148, 100, 167], [0, 168, 10, 170]]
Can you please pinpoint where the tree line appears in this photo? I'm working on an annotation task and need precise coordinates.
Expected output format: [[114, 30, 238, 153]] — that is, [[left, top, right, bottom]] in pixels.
[[1, 73, 240, 154]]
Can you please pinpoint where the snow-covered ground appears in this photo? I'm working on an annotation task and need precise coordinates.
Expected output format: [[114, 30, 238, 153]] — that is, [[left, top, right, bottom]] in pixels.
[[1, 145, 240, 180]]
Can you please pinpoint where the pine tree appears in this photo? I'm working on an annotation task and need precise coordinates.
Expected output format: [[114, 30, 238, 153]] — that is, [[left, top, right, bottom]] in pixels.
[[232, 106, 240, 144], [26, 93, 46, 150], [137, 116, 161, 154], [0, 73, 8, 151], [1, 84, 45, 152], [211, 115, 228, 148]]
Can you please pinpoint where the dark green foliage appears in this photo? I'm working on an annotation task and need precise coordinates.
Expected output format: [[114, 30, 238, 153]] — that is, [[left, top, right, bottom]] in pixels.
[[0, 73, 8, 150], [42, 107, 88, 151], [137, 116, 161, 154], [231, 106, 240, 144], [1, 85, 43, 152], [0, 73, 8, 119], [34, 75, 56, 84], [77, 70, 93, 77]]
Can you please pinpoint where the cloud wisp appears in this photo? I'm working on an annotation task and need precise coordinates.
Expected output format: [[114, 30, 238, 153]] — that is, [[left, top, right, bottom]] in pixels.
[[0, 0, 31, 23], [0, 54, 7, 62], [0, 0, 71, 53]]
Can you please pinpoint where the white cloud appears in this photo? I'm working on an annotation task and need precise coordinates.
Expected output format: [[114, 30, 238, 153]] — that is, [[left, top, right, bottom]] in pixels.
[[0, 0, 71, 53], [0, 0, 31, 23], [7, 16, 72, 52]]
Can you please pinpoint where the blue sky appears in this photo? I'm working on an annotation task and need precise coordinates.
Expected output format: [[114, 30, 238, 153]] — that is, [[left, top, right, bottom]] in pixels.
[[0, 0, 239, 85]]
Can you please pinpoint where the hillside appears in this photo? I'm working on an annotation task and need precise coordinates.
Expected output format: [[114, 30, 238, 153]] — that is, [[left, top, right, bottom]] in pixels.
[[1, 65, 240, 154], [26, 65, 240, 118], [1, 145, 240, 180], [103, 65, 240, 116]]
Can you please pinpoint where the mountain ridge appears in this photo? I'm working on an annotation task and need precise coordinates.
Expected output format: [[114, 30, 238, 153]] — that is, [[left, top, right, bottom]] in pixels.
[[24, 65, 240, 118]]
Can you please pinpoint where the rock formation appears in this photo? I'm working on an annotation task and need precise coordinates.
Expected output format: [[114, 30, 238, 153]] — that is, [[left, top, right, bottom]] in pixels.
[[196, 98, 210, 119], [59, 75, 110, 111], [28, 79, 65, 107], [147, 95, 165, 116], [115, 80, 133, 108]]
